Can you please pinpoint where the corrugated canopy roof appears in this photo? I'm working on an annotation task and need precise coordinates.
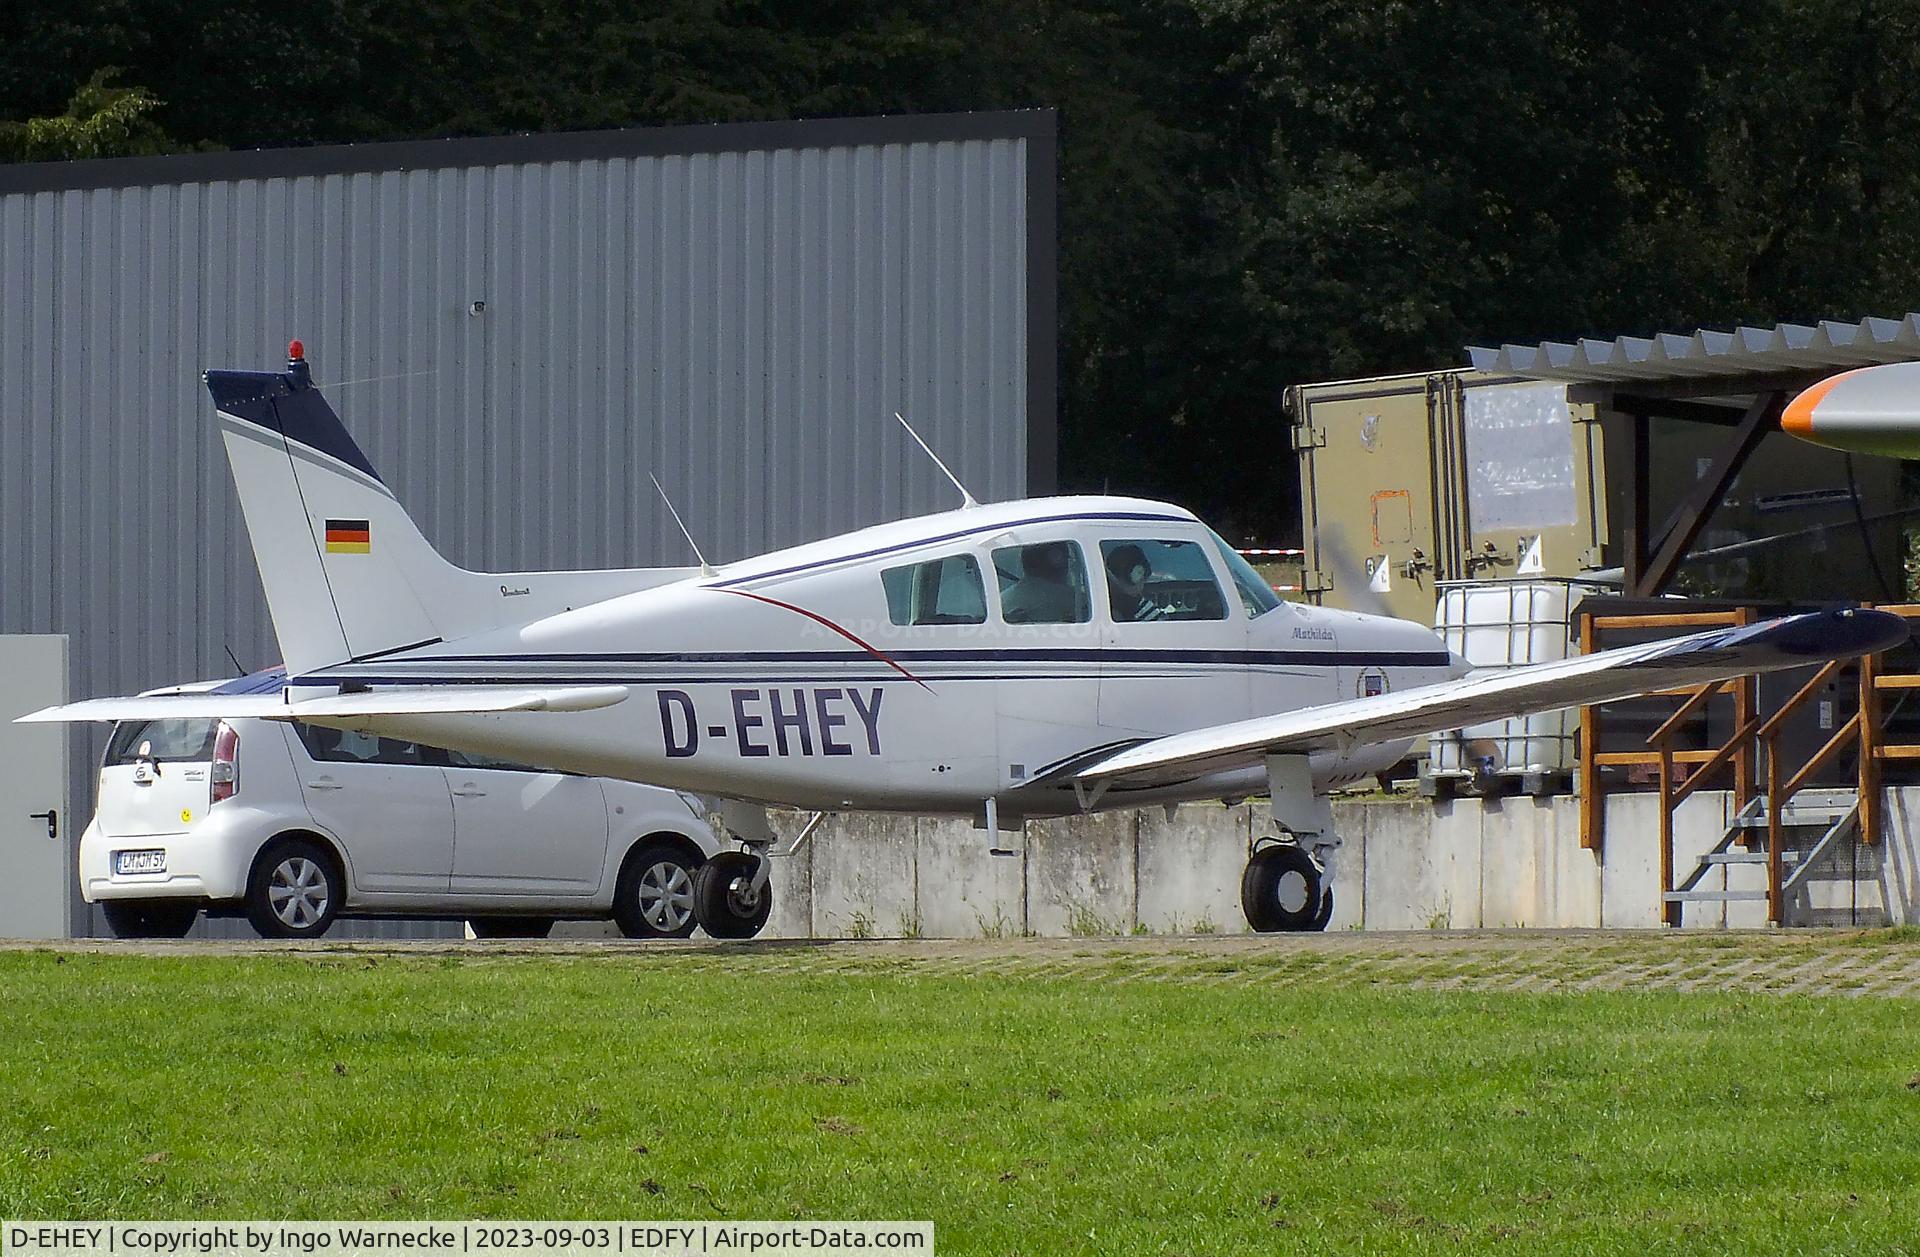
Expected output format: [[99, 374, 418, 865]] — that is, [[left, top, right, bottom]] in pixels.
[[1468, 313, 1920, 385]]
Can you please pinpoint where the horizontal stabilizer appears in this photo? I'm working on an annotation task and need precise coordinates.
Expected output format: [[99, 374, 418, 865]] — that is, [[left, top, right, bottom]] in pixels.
[[15, 685, 630, 725]]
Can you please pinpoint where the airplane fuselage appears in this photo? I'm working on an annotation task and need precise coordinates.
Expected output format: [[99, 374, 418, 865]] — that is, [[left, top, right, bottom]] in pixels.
[[295, 497, 1463, 816]]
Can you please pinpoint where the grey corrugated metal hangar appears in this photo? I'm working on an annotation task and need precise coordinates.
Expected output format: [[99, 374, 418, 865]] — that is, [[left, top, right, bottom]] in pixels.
[[0, 109, 1056, 936]]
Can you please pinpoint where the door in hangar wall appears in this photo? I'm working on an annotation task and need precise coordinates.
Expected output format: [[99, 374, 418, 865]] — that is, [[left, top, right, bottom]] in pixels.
[[0, 635, 70, 938]]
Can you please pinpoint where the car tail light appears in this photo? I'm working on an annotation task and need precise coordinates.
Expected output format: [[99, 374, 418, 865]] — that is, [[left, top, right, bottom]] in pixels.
[[210, 721, 239, 805]]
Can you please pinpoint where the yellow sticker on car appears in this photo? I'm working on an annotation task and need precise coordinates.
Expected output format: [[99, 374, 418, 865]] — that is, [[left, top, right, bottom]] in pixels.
[[180, 808, 192, 824]]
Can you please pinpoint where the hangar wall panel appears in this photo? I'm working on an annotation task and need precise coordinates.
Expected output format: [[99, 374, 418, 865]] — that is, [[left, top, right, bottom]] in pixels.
[[0, 112, 1055, 937]]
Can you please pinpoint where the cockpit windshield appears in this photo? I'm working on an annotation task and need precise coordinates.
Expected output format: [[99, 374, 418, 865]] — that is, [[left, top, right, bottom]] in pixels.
[[1208, 529, 1283, 618]]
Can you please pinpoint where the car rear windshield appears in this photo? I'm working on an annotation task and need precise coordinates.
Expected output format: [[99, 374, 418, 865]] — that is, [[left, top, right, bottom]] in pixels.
[[105, 718, 218, 765]]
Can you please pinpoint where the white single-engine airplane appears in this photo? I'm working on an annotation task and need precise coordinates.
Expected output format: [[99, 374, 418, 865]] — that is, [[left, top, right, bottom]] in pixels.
[[21, 346, 1910, 935]]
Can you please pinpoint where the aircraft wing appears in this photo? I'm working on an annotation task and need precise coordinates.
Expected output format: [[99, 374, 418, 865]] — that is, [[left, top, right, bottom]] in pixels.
[[1073, 609, 1908, 790], [15, 685, 630, 724]]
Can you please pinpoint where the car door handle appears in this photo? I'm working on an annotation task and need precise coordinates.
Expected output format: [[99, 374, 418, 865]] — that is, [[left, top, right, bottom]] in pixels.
[[28, 809, 57, 841], [305, 778, 344, 790], [450, 786, 487, 798]]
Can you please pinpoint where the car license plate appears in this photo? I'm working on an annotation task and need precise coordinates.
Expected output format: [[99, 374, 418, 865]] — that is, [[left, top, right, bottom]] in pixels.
[[114, 849, 167, 876]]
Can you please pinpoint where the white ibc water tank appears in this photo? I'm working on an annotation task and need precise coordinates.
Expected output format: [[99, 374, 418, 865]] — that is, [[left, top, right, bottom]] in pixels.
[[1429, 579, 1606, 778]]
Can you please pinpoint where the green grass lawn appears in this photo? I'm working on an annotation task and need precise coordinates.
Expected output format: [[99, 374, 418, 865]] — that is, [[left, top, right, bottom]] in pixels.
[[3, 946, 1920, 1254]]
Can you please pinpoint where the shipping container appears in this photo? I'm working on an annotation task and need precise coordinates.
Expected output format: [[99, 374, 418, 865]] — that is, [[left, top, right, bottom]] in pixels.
[[1289, 369, 1905, 624], [1289, 371, 1608, 624]]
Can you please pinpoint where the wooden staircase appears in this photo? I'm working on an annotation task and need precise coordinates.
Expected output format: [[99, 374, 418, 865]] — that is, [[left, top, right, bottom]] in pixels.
[[1579, 603, 1920, 926]]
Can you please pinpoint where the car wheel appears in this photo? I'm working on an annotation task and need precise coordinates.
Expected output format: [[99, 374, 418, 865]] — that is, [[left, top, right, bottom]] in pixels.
[[691, 850, 771, 940], [467, 917, 555, 939], [1241, 844, 1325, 933], [613, 840, 701, 939], [246, 837, 341, 939], [101, 899, 199, 939]]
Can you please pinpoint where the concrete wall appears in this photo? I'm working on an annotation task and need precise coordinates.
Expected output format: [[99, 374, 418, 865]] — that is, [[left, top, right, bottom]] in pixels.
[[740, 788, 1920, 938]]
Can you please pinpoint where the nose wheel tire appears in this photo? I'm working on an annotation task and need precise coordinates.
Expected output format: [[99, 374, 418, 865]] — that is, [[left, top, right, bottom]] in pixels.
[[101, 899, 199, 939], [1242, 844, 1330, 933], [246, 838, 341, 939], [691, 850, 772, 939], [613, 840, 702, 939]]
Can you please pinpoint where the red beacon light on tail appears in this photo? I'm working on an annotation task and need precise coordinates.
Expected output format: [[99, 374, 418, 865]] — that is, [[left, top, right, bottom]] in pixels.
[[286, 338, 311, 387]]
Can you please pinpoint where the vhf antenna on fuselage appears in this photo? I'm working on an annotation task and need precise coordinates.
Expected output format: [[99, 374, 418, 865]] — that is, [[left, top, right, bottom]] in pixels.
[[650, 473, 717, 577], [895, 411, 978, 509]]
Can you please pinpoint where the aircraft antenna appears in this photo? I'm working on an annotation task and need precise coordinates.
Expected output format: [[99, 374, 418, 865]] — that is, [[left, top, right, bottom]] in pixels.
[[649, 473, 717, 577], [894, 412, 979, 509]]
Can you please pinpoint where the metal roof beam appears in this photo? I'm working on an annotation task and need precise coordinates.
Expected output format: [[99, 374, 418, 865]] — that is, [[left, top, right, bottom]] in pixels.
[[1629, 392, 1784, 597], [1608, 394, 1752, 426], [1569, 368, 1835, 404]]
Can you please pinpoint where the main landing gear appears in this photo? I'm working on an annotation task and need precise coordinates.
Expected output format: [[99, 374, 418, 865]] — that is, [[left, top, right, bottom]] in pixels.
[[1241, 753, 1337, 933], [1242, 842, 1334, 932]]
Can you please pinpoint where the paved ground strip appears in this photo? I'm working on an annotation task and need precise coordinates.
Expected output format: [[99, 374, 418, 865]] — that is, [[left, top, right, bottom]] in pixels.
[[10, 928, 1920, 997]]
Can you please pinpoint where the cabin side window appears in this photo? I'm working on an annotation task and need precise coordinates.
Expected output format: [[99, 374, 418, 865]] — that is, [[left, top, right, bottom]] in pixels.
[[1099, 539, 1229, 623], [992, 541, 1091, 624], [880, 554, 988, 626]]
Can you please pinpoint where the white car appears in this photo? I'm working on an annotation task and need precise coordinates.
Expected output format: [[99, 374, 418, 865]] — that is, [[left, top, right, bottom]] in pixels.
[[81, 681, 730, 940]]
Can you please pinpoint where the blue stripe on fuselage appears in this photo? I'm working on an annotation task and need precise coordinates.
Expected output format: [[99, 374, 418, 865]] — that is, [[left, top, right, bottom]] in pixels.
[[359, 647, 1455, 668]]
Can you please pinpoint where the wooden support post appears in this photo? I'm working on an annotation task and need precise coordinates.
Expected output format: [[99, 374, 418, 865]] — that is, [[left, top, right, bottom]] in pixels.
[[1735, 609, 1756, 820], [1860, 648, 1881, 847], [1579, 612, 1603, 851]]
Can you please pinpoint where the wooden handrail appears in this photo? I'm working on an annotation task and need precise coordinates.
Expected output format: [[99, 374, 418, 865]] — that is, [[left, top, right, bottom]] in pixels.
[[1750, 659, 1845, 744], [1647, 679, 1728, 746], [1781, 711, 1863, 798], [1875, 744, 1920, 761], [1670, 707, 1769, 807], [1594, 749, 1730, 766], [1587, 612, 1746, 630]]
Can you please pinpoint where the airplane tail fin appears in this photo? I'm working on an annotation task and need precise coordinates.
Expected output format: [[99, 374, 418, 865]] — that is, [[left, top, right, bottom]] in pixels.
[[208, 344, 699, 676], [206, 346, 479, 673]]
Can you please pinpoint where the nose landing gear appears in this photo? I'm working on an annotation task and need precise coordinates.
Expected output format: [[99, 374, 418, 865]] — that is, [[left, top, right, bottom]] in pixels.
[[690, 799, 776, 939], [691, 849, 773, 939]]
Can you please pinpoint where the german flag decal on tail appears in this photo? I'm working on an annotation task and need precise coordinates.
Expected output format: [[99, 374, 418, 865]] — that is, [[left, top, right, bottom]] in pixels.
[[324, 518, 371, 554]]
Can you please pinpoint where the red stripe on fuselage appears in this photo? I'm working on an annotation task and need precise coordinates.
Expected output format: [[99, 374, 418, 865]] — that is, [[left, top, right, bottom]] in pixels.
[[718, 589, 932, 690]]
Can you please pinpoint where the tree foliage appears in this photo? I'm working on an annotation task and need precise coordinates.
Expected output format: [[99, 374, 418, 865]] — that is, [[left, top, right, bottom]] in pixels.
[[5, 1, 1920, 538], [0, 69, 174, 162]]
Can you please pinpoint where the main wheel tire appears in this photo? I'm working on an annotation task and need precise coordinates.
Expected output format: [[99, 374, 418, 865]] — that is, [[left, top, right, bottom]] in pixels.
[[101, 899, 199, 939], [1241, 844, 1325, 933], [612, 840, 702, 939], [1310, 885, 1335, 932], [467, 917, 555, 939], [246, 837, 341, 939], [691, 850, 772, 940]]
